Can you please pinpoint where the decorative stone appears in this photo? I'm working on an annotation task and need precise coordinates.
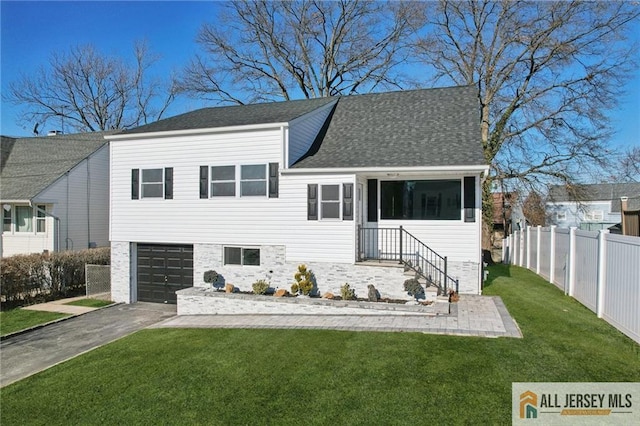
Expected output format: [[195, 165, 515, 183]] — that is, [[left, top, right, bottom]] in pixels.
[[225, 284, 234, 293], [274, 288, 289, 297], [322, 292, 335, 299], [367, 284, 379, 302]]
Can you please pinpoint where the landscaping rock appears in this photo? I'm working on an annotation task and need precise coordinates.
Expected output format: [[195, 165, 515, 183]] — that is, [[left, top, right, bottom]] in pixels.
[[225, 284, 234, 293], [274, 289, 289, 297], [367, 284, 379, 302], [323, 292, 335, 299]]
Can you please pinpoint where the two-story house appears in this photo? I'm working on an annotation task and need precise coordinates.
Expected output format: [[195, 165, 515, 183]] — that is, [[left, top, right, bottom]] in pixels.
[[108, 86, 489, 304]]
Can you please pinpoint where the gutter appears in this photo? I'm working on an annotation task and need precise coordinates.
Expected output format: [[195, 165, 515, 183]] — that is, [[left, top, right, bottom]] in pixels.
[[281, 165, 491, 175]]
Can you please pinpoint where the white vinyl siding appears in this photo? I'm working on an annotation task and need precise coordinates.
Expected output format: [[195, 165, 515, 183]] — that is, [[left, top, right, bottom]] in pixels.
[[287, 101, 336, 166]]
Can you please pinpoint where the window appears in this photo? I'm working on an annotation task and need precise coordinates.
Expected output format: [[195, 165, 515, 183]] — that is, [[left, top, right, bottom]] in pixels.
[[240, 164, 267, 196], [15, 206, 33, 232], [141, 168, 163, 198], [321, 185, 340, 219], [224, 247, 260, 266], [585, 210, 604, 221], [211, 166, 236, 196], [36, 205, 46, 233], [555, 211, 567, 221], [3, 205, 11, 232], [381, 180, 461, 220]]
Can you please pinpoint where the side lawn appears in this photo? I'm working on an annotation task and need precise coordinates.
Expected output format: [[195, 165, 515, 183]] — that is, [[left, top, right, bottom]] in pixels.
[[1, 264, 638, 424], [0, 309, 70, 337]]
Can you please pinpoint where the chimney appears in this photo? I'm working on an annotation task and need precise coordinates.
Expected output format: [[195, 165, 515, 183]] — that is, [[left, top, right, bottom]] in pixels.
[[620, 196, 628, 235]]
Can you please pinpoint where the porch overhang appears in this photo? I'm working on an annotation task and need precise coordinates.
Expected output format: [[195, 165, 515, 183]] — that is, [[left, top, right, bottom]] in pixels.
[[282, 165, 490, 176]]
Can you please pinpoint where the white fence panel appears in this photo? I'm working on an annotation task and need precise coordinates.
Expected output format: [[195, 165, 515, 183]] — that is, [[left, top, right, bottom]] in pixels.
[[529, 227, 538, 272], [573, 230, 599, 312], [602, 234, 640, 343], [502, 227, 639, 344], [539, 228, 551, 280], [554, 228, 570, 291]]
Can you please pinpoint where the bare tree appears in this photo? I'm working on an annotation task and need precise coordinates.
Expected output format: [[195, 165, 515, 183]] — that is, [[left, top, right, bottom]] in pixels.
[[522, 190, 547, 227], [617, 146, 640, 182], [179, 0, 422, 104], [6, 42, 177, 132], [414, 0, 639, 246]]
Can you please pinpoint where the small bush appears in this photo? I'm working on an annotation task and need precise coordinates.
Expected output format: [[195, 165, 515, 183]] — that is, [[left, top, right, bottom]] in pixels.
[[252, 279, 270, 295], [291, 264, 314, 296], [203, 270, 219, 286], [340, 283, 356, 300], [403, 278, 425, 301]]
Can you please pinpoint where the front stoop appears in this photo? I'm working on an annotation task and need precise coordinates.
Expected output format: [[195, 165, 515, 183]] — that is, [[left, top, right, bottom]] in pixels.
[[177, 287, 450, 316]]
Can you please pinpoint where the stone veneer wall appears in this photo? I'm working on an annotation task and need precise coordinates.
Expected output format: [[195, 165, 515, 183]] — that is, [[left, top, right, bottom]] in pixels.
[[194, 243, 480, 299], [110, 241, 132, 303]]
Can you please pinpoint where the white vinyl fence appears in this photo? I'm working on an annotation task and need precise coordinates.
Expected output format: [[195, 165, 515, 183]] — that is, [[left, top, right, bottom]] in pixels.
[[503, 226, 640, 344]]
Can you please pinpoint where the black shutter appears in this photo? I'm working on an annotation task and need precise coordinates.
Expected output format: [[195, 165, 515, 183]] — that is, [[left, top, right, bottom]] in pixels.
[[164, 168, 173, 199], [464, 176, 476, 222], [367, 179, 378, 222], [131, 169, 139, 200], [200, 166, 209, 199], [308, 184, 318, 220], [268, 163, 279, 198], [343, 183, 353, 220]]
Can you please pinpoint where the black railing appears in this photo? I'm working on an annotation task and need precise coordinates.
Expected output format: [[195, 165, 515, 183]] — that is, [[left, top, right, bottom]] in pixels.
[[358, 226, 459, 295]]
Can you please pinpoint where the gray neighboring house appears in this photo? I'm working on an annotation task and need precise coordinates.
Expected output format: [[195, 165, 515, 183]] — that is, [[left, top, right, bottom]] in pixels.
[[109, 85, 490, 304], [546, 183, 640, 232], [0, 132, 111, 257]]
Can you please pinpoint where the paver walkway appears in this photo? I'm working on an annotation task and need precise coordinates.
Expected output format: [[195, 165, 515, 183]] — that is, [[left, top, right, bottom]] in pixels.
[[152, 295, 522, 338]]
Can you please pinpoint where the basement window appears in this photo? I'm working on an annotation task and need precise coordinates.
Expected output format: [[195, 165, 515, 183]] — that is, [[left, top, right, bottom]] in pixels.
[[224, 247, 260, 266]]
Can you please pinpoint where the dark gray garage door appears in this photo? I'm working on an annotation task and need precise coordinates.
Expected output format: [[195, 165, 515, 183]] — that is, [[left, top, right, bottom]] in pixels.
[[137, 244, 193, 304]]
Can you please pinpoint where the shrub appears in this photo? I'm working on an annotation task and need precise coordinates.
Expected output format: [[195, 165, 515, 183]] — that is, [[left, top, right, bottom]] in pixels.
[[0, 247, 110, 310], [403, 278, 425, 301], [252, 279, 270, 295], [291, 264, 314, 296], [203, 270, 219, 287], [340, 283, 356, 300]]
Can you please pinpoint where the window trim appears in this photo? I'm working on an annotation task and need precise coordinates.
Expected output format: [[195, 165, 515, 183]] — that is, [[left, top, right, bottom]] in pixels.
[[240, 164, 267, 197], [3, 204, 12, 233], [584, 210, 604, 221], [380, 179, 462, 221], [36, 204, 46, 233], [210, 165, 237, 197], [223, 246, 261, 266], [140, 168, 164, 199]]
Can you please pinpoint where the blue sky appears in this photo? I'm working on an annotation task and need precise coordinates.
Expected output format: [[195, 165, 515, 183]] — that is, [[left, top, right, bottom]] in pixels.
[[1, 1, 639, 151]]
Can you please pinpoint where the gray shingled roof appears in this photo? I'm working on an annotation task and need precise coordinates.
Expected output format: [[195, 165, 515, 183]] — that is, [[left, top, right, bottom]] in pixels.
[[293, 85, 485, 168], [548, 183, 640, 212], [120, 97, 336, 134], [1, 132, 111, 200]]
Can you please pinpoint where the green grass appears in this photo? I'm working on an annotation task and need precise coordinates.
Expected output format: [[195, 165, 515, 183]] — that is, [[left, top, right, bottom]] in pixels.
[[0, 309, 70, 336], [64, 298, 113, 308], [1, 265, 638, 425]]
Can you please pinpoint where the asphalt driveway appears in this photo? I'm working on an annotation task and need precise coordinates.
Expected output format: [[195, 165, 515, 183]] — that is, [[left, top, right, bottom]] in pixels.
[[0, 303, 176, 387]]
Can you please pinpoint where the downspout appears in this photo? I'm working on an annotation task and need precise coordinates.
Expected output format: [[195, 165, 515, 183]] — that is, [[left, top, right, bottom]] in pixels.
[[87, 159, 91, 248]]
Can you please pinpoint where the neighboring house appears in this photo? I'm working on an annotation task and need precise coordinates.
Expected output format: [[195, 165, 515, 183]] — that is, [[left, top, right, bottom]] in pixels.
[[109, 86, 489, 304], [490, 192, 525, 259], [546, 183, 640, 231], [0, 132, 111, 257]]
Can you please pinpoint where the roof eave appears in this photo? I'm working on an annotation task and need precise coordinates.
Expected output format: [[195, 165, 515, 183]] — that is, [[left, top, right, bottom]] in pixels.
[[108, 122, 290, 141], [282, 165, 490, 175]]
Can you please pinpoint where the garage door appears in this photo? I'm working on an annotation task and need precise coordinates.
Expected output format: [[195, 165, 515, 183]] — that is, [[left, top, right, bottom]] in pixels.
[[137, 244, 193, 304]]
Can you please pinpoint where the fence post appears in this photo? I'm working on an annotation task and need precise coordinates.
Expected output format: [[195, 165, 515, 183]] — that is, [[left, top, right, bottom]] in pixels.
[[526, 226, 531, 269], [536, 225, 542, 274], [567, 227, 576, 296], [596, 229, 609, 318], [399, 225, 403, 264], [519, 229, 525, 267], [549, 226, 556, 284]]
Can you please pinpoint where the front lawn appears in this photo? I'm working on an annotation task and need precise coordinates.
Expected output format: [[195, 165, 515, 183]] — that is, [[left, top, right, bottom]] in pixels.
[[1, 265, 638, 424], [0, 309, 70, 337]]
